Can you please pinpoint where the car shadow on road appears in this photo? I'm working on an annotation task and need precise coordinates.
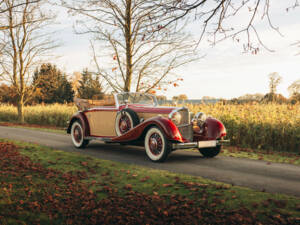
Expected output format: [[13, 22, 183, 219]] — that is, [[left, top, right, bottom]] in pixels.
[[84, 141, 216, 164]]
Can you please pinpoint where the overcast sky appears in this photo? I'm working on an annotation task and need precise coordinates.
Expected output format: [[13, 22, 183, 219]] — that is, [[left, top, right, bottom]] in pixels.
[[51, 2, 300, 99]]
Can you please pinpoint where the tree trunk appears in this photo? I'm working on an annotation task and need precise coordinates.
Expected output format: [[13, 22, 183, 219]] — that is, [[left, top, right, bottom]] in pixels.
[[124, 0, 132, 92], [17, 96, 24, 124]]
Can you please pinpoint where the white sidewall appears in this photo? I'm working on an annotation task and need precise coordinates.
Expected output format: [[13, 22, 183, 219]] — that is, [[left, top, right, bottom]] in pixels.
[[115, 111, 134, 136], [145, 127, 165, 161], [71, 121, 84, 148]]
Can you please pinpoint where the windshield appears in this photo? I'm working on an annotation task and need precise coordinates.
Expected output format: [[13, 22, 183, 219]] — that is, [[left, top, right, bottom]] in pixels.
[[116, 93, 158, 106]]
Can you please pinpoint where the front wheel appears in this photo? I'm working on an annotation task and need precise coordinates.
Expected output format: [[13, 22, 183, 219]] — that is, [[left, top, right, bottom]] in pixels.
[[199, 145, 221, 158], [71, 121, 89, 148], [144, 127, 171, 162]]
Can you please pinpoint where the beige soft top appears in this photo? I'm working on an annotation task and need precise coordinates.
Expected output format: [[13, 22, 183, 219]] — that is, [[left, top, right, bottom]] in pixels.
[[74, 95, 115, 111]]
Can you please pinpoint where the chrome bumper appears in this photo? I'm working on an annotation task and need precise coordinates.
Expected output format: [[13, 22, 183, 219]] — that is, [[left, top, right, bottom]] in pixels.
[[172, 139, 230, 150]]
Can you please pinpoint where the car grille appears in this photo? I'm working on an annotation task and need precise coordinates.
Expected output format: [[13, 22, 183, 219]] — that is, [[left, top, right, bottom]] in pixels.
[[178, 108, 189, 125], [178, 124, 193, 141], [177, 108, 193, 141]]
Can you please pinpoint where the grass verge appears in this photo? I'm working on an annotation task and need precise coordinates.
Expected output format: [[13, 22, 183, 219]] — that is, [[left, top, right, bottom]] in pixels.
[[0, 122, 65, 134], [222, 146, 300, 165], [0, 139, 299, 225]]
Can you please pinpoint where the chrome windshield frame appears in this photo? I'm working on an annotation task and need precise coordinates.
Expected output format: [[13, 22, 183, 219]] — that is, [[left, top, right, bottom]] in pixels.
[[114, 92, 158, 107]]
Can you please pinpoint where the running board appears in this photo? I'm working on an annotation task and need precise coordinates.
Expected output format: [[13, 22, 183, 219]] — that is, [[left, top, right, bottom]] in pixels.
[[85, 136, 113, 142]]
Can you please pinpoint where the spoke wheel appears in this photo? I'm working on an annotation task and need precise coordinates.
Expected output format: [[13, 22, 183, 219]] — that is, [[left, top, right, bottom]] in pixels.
[[115, 108, 139, 136], [119, 113, 132, 134], [71, 121, 89, 148], [145, 127, 171, 162]]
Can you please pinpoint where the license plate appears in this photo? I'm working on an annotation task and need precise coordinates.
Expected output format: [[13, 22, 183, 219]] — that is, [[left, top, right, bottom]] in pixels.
[[198, 140, 217, 148]]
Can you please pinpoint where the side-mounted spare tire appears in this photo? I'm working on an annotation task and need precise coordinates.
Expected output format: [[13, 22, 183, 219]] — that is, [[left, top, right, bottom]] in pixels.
[[115, 108, 140, 136]]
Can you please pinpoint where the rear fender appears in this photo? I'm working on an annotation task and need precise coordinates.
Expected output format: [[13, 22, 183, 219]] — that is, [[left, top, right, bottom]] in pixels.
[[112, 116, 183, 142], [204, 117, 226, 139], [67, 112, 90, 137]]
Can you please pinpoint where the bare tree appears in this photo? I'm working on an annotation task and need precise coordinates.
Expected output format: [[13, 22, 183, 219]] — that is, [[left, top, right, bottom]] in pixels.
[[62, 0, 199, 93], [268, 72, 282, 94], [288, 79, 300, 97], [0, 0, 57, 123], [293, 40, 300, 55], [0, 0, 41, 30], [154, 0, 299, 52]]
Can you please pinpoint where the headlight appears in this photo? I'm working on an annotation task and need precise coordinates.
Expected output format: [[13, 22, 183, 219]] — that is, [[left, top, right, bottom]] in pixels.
[[193, 112, 206, 127], [170, 111, 182, 125]]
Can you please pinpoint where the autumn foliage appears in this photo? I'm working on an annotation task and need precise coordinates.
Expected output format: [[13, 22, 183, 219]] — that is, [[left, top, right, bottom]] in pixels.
[[0, 142, 299, 224]]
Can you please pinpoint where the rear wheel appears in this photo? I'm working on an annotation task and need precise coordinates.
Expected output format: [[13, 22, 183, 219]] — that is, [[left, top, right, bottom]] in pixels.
[[145, 127, 171, 162], [71, 121, 89, 148], [199, 145, 221, 158]]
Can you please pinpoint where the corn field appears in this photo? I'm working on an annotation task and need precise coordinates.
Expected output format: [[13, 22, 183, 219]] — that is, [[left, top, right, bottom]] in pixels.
[[186, 103, 300, 153], [0, 103, 299, 152], [0, 104, 77, 128]]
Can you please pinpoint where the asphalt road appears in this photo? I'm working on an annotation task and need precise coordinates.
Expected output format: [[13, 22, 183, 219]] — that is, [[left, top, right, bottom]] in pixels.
[[1, 126, 300, 197]]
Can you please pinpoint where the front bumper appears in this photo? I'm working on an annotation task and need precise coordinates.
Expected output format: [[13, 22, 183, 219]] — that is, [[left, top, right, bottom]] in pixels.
[[172, 139, 230, 150]]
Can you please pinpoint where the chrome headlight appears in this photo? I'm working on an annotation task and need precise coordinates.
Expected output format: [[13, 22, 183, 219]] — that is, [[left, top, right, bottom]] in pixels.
[[192, 112, 207, 127], [170, 111, 182, 125], [169, 108, 186, 125]]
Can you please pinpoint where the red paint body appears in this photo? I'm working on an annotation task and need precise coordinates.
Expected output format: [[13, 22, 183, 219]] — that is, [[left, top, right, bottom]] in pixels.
[[193, 117, 226, 142], [67, 112, 91, 137], [67, 103, 226, 144], [112, 116, 182, 143]]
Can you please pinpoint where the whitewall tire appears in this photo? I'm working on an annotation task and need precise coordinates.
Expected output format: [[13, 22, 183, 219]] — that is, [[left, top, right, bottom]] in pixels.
[[115, 109, 139, 136], [71, 121, 89, 148], [144, 127, 171, 162]]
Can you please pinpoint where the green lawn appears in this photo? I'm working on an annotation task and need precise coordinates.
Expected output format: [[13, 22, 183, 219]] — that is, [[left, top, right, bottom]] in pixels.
[[222, 146, 300, 165], [0, 139, 299, 225]]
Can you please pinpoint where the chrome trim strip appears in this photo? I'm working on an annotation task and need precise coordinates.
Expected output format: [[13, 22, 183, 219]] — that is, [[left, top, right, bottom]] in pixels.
[[114, 93, 119, 109], [115, 92, 158, 107], [86, 107, 118, 111], [172, 140, 229, 150], [172, 142, 198, 149]]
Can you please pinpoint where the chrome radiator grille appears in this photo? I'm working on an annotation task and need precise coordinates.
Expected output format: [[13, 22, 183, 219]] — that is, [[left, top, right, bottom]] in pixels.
[[178, 124, 193, 141], [177, 108, 192, 141], [177, 108, 189, 125]]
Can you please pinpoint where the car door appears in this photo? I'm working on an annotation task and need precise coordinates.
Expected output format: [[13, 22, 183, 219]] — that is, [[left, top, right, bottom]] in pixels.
[[85, 108, 118, 137]]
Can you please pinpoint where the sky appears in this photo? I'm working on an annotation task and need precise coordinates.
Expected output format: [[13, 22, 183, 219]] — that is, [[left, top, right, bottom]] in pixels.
[[50, 1, 300, 100]]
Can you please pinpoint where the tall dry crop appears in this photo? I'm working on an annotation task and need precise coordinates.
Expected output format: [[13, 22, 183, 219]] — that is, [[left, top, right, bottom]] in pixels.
[[0, 103, 299, 152], [186, 103, 299, 153]]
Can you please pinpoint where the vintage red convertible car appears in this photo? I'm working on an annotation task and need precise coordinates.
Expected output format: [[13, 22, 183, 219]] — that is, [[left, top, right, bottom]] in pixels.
[[67, 92, 228, 162]]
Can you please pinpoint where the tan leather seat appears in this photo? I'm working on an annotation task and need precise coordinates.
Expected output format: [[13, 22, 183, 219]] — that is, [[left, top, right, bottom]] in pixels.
[[75, 95, 115, 110]]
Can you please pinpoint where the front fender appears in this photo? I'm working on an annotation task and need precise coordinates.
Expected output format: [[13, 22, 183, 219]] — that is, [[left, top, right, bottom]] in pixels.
[[112, 116, 183, 142], [67, 112, 90, 137], [205, 117, 226, 139]]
